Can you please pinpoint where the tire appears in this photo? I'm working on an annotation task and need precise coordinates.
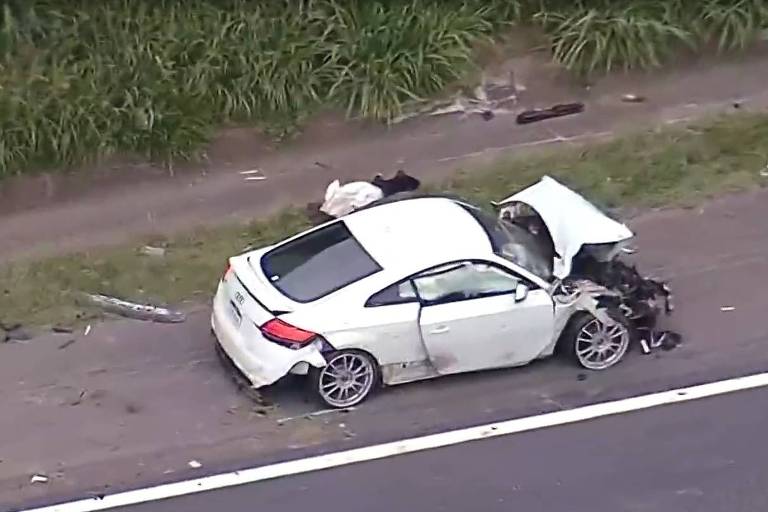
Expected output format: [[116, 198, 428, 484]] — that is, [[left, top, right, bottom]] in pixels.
[[309, 350, 380, 408], [562, 309, 632, 371]]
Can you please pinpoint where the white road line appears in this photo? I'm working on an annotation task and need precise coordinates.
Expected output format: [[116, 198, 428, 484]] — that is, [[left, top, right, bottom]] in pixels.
[[23, 371, 768, 512]]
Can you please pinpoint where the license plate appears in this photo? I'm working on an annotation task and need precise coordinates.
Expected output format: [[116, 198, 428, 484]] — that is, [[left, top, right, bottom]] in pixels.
[[228, 301, 242, 327]]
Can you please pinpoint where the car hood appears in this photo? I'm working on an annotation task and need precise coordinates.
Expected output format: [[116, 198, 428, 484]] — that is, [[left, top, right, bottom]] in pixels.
[[497, 176, 633, 279]]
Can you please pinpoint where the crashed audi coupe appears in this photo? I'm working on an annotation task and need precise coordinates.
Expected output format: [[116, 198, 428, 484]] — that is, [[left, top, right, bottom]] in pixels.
[[212, 176, 675, 408]]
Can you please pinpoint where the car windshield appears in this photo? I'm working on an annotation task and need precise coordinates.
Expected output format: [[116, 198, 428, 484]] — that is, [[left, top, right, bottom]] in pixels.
[[458, 203, 553, 281], [260, 221, 382, 303]]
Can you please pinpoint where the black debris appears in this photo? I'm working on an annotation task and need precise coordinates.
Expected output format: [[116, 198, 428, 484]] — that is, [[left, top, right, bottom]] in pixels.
[[371, 169, 421, 197], [58, 339, 77, 350], [516, 102, 584, 125], [571, 251, 681, 353], [52, 326, 74, 334], [577, 373, 588, 381]]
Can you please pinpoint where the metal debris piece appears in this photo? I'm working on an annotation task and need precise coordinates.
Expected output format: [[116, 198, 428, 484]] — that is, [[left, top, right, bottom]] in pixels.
[[239, 169, 262, 175], [84, 324, 92, 336], [58, 339, 77, 350], [759, 166, 768, 177], [52, 325, 74, 334], [720, 306, 736, 312], [188, 460, 202, 469], [621, 94, 646, 103], [30, 474, 49, 484], [245, 176, 267, 181], [140, 246, 166, 257], [85, 294, 187, 323]]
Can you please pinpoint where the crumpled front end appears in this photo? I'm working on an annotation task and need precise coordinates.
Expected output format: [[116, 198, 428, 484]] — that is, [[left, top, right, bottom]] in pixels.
[[497, 176, 681, 354], [497, 175, 634, 279]]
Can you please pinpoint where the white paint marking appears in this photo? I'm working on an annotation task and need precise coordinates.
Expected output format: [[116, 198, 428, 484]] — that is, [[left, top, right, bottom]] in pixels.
[[23, 371, 768, 512]]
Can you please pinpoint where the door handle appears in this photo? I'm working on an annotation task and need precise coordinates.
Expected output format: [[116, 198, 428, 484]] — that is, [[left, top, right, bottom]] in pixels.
[[430, 325, 450, 334]]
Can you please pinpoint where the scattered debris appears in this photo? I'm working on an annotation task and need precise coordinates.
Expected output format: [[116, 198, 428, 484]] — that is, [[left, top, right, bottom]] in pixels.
[[392, 73, 520, 124], [621, 94, 646, 103], [315, 169, 421, 220], [187, 460, 202, 469], [239, 169, 267, 181], [759, 165, 768, 178], [314, 161, 331, 170], [516, 103, 585, 125], [52, 325, 74, 334], [720, 306, 736, 312], [58, 339, 77, 350], [84, 294, 186, 323], [84, 324, 92, 336], [140, 245, 166, 257], [30, 474, 49, 484], [70, 390, 86, 406], [277, 407, 356, 425], [6, 327, 32, 342], [576, 373, 587, 381]]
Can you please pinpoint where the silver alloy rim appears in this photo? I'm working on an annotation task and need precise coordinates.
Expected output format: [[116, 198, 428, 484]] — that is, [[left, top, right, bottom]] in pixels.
[[576, 318, 629, 370], [318, 353, 375, 408]]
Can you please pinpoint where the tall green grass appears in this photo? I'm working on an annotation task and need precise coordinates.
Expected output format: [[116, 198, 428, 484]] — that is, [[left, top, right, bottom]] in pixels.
[[0, 0, 516, 176], [535, 0, 768, 75], [1, 0, 766, 178]]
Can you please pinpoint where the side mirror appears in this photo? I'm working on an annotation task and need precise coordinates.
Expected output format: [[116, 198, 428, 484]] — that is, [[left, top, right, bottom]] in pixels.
[[514, 282, 529, 302]]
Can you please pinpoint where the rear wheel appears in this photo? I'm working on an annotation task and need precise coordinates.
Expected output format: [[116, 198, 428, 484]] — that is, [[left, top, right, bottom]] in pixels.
[[564, 310, 631, 370], [310, 350, 379, 408]]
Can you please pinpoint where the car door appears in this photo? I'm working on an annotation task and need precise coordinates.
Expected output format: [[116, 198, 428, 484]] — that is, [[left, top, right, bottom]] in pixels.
[[413, 260, 555, 376]]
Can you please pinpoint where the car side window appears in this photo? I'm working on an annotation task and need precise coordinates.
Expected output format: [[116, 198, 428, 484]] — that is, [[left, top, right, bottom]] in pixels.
[[413, 261, 520, 305], [366, 280, 418, 307]]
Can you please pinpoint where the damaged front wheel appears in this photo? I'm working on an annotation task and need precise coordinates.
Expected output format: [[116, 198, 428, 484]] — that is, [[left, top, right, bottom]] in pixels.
[[566, 311, 631, 371]]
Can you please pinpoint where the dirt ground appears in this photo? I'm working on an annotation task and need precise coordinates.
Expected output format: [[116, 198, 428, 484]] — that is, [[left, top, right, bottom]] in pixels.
[[2, 49, 768, 262], [3, 187, 768, 511]]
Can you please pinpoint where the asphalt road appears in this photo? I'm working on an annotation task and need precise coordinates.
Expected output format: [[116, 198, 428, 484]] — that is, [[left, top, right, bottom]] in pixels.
[[120, 386, 768, 512]]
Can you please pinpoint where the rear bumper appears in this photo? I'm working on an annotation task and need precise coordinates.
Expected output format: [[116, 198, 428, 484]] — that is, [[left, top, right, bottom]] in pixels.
[[211, 283, 325, 388]]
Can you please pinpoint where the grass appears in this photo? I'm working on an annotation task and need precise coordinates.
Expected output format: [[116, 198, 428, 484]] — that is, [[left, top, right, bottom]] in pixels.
[[2, 1, 767, 178], [0, 0, 515, 177], [535, 0, 768, 75], [2, 113, 767, 330]]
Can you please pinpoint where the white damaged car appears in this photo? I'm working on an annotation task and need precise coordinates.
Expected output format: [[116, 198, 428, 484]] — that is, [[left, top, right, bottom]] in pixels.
[[212, 177, 646, 408]]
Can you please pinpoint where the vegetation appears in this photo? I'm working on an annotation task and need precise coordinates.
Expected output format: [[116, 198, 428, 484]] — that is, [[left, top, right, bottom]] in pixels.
[[1, 113, 766, 329], [1, 0, 767, 177]]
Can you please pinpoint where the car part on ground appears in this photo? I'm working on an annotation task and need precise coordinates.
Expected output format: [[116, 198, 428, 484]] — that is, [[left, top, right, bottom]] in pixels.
[[85, 293, 187, 323], [516, 102, 585, 124]]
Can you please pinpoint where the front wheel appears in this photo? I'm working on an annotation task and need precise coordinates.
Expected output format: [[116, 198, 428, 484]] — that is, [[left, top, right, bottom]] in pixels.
[[309, 350, 379, 408], [565, 311, 632, 370]]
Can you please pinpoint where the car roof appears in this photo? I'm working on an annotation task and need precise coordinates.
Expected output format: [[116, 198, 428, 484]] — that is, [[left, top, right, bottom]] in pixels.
[[342, 197, 493, 276]]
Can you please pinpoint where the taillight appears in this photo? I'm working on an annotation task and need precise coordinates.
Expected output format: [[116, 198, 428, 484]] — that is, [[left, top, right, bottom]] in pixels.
[[260, 318, 317, 349], [223, 260, 232, 280]]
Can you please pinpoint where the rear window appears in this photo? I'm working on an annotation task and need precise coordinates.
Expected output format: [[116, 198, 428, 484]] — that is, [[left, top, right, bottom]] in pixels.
[[260, 221, 382, 303]]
